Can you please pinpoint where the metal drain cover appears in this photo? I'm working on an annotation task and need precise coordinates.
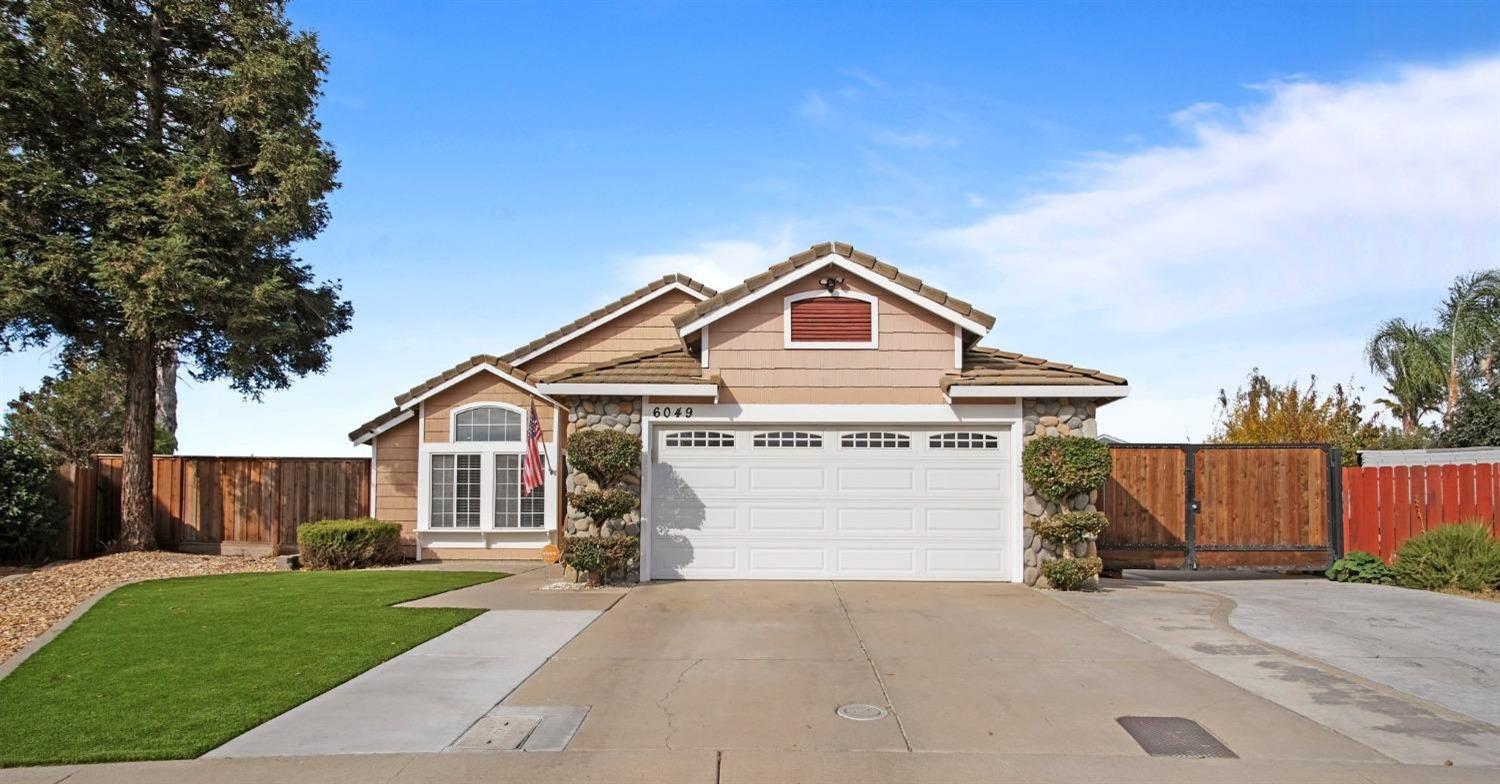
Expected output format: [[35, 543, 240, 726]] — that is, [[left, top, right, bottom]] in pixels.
[[1117, 716, 1238, 758], [836, 703, 889, 721]]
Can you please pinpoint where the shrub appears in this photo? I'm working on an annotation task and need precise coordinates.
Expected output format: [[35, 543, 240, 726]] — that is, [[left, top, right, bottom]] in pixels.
[[1033, 511, 1109, 545], [1326, 551, 1395, 585], [562, 534, 638, 585], [567, 488, 638, 523], [0, 437, 64, 562], [1022, 436, 1112, 502], [297, 518, 403, 570], [567, 430, 641, 487], [1040, 556, 1103, 591], [1391, 523, 1500, 592]]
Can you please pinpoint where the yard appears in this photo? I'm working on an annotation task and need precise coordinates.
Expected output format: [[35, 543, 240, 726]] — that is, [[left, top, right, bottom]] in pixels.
[[0, 569, 502, 767]]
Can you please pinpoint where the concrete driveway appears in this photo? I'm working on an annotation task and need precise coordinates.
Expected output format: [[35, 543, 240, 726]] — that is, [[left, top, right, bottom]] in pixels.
[[504, 580, 1387, 762]]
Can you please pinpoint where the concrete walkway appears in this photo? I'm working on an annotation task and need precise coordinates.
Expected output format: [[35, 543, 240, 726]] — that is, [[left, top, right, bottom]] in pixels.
[[1184, 578, 1500, 726], [207, 563, 623, 758]]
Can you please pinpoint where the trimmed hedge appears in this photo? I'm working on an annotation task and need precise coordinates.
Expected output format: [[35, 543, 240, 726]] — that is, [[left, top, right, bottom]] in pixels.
[[1033, 511, 1109, 545], [563, 534, 637, 585], [1392, 523, 1500, 592], [297, 518, 403, 570], [1041, 556, 1103, 591], [567, 430, 641, 487], [1022, 436, 1112, 502], [0, 437, 63, 562], [568, 487, 638, 523]]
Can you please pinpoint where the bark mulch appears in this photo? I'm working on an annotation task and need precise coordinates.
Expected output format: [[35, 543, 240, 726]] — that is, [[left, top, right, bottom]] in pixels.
[[0, 551, 277, 664]]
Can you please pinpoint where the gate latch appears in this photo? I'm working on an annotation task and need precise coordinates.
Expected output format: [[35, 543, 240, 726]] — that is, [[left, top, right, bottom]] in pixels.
[[1189, 500, 1201, 513]]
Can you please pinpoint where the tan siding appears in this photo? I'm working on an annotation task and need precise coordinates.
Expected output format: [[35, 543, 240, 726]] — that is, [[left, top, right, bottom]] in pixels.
[[522, 289, 699, 377], [710, 270, 958, 404], [422, 372, 558, 443], [373, 418, 418, 543]]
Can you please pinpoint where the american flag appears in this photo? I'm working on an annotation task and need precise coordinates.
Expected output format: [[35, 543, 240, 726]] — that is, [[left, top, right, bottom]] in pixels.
[[522, 401, 546, 494]]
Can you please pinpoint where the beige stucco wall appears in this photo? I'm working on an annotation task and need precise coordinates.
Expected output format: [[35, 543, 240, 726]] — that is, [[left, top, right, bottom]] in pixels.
[[421, 371, 558, 443], [521, 288, 701, 377], [708, 268, 959, 404]]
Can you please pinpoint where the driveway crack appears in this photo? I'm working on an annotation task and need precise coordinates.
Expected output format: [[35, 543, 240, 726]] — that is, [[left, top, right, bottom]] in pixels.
[[832, 581, 912, 752], [657, 658, 702, 750]]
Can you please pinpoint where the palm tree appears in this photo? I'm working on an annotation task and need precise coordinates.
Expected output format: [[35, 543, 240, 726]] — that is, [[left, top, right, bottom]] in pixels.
[[1366, 318, 1444, 435], [1436, 270, 1500, 424]]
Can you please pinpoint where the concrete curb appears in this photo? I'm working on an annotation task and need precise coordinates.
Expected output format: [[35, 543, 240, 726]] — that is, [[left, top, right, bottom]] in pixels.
[[0, 578, 139, 681]]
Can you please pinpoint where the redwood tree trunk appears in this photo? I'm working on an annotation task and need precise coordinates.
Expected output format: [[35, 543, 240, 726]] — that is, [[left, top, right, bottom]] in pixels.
[[120, 339, 159, 550]]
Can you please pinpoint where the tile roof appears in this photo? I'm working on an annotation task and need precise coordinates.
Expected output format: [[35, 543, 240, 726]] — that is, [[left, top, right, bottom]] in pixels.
[[541, 345, 714, 385], [347, 355, 543, 441], [501, 274, 716, 363], [347, 405, 408, 442], [940, 346, 1128, 391], [671, 241, 997, 332]]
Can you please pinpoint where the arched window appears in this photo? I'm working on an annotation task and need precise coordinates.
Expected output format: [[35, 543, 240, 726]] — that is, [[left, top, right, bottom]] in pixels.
[[454, 405, 522, 442]]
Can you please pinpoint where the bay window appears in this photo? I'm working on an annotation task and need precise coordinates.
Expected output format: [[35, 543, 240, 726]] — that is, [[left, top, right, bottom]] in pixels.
[[422, 403, 550, 531]]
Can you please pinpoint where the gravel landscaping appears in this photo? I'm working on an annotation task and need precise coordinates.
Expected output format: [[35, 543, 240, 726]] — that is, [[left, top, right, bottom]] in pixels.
[[0, 552, 276, 663]]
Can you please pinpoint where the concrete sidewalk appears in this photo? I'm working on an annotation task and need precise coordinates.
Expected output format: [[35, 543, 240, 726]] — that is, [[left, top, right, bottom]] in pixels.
[[207, 563, 623, 758]]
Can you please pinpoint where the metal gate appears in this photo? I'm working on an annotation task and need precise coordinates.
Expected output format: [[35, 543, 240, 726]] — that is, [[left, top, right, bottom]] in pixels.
[[1097, 444, 1343, 571]]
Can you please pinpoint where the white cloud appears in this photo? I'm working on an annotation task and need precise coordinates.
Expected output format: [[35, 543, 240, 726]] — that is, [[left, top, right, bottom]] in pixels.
[[870, 130, 959, 149], [798, 91, 831, 121], [931, 57, 1500, 332], [615, 230, 801, 291]]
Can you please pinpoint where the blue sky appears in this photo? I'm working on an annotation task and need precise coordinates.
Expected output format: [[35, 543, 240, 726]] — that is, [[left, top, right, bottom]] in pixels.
[[2, 0, 1498, 454]]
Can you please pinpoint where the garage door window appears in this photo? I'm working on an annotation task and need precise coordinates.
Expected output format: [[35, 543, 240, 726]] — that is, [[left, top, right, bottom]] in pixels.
[[753, 431, 822, 448], [929, 432, 1000, 449], [665, 431, 736, 448], [841, 431, 910, 449]]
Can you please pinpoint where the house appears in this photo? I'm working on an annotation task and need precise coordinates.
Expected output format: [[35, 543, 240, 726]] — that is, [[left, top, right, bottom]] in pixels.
[[348, 242, 1128, 584]]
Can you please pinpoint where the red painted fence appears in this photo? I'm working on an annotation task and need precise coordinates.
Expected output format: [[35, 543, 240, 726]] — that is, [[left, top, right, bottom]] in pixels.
[[1341, 464, 1500, 560]]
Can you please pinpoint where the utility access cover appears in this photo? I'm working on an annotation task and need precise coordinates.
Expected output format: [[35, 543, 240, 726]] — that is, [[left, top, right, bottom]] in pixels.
[[836, 703, 889, 721], [450, 715, 541, 751], [1116, 716, 1238, 759]]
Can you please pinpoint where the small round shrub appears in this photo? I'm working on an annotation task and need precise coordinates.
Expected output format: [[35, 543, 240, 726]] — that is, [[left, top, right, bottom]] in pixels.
[[1041, 556, 1103, 591], [1391, 523, 1500, 592], [0, 437, 64, 562], [297, 518, 403, 570], [1033, 511, 1109, 545], [567, 430, 641, 487], [1022, 436, 1112, 502], [563, 534, 638, 585], [568, 488, 638, 523], [1325, 551, 1394, 585]]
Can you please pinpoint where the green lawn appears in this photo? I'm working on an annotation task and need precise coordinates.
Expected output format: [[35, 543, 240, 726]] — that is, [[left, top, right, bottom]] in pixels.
[[0, 569, 503, 767]]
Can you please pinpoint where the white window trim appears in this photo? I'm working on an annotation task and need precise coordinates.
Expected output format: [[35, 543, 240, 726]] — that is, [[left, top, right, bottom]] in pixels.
[[448, 401, 526, 443], [398, 363, 563, 412], [783, 289, 879, 350]]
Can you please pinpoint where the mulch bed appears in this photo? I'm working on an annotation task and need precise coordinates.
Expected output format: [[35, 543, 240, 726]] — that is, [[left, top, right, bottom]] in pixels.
[[0, 552, 276, 664]]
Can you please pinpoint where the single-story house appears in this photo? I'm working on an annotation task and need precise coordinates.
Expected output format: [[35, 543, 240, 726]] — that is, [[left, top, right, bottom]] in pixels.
[[349, 242, 1128, 584]]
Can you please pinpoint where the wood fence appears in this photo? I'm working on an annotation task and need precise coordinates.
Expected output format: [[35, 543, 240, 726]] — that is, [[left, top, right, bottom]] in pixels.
[[1099, 444, 1340, 570], [54, 455, 371, 558], [1341, 463, 1500, 560]]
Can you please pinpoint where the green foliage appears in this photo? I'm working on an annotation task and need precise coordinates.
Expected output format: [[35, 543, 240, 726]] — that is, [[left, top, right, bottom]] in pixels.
[[1325, 551, 1395, 584], [1040, 556, 1103, 591], [0, 437, 63, 562], [1212, 369, 1378, 465], [0, 570, 500, 766], [1366, 318, 1445, 436], [4, 357, 125, 465], [1438, 386, 1500, 447], [568, 488, 638, 523], [1033, 511, 1109, 545], [1022, 436, 1112, 501], [1392, 523, 1500, 592], [562, 534, 638, 585], [1367, 425, 1437, 452], [567, 430, 641, 487], [296, 518, 403, 570]]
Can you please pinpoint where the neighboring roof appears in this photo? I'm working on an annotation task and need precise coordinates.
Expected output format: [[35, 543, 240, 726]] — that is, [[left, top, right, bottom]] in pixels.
[[541, 345, 712, 385], [501, 274, 716, 365], [672, 241, 997, 333], [941, 346, 1128, 391]]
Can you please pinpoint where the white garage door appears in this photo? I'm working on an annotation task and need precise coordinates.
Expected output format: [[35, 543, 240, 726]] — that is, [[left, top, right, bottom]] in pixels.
[[649, 425, 1017, 581]]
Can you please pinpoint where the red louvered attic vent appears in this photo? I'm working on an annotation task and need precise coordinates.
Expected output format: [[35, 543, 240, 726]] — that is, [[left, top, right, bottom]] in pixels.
[[789, 297, 873, 343]]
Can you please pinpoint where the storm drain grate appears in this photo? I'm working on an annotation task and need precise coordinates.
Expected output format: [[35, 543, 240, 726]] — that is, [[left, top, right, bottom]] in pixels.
[[1116, 716, 1238, 759]]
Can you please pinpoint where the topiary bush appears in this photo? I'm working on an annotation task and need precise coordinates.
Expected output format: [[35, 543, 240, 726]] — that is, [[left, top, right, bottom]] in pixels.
[[567, 487, 638, 524], [1033, 511, 1109, 546], [297, 518, 403, 570], [1326, 550, 1395, 585], [562, 534, 638, 585], [1022, 435, 1112, 502], [1040, 556, 1103, 591], [0, 437, 64, 562], [567, 429, 641, 487], [1391, 523, 1500, 592]]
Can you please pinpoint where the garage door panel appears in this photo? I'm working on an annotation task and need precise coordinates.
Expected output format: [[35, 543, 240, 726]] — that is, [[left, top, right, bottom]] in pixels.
[[926, 507, 1006, 532], [926, 548, 1007, 575], [838, 466, 916, 491], [748, 507, 827, 531], [748, 466, 827, 491], [749, 547, 827, 572], [837, 548, 916, 574], [838, 508, 916, 532], [653, 503, 737, 532], [657, 465, 741, 495], [925, 466, 1008, 491]]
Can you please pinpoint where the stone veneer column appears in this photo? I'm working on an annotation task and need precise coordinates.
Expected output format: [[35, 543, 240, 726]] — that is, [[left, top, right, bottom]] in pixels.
[[1021, 399, 1102, 587], [562, 396, 643, 582]]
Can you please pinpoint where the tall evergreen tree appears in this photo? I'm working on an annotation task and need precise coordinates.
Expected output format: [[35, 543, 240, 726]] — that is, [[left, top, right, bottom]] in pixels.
[[0, 1, 352, 549]]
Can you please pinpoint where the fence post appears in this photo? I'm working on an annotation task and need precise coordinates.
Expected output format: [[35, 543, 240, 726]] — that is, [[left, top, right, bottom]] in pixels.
[[1182, 445, 1199, 571], [1328, 448, 1343, 558]]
